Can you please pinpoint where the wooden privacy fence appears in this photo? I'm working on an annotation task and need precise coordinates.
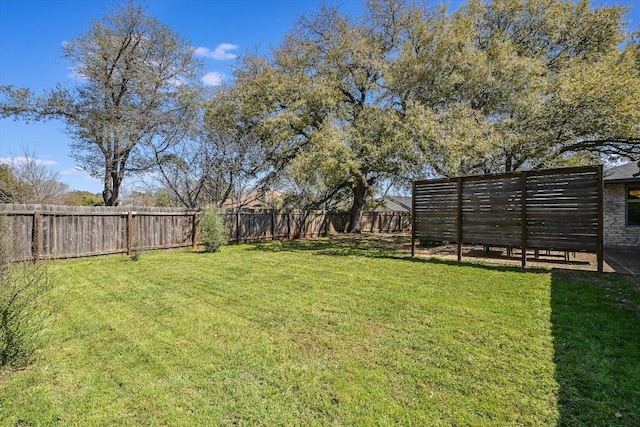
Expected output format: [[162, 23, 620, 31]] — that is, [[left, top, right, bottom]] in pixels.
[[0, 204, 410, 262], [412, 165, 603, 271], [0, 204, 197, 262], [225, 210, 410, 243]]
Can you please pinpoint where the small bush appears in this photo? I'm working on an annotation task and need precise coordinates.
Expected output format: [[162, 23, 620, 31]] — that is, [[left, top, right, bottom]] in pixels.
[[199, 208, 229, 253], [0, 216, 56, 368], [130, 243, 143, 261]]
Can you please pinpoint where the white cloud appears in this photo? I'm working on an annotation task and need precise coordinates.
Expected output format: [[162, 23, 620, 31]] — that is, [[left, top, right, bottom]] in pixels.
[[202, 72, 224, 86], [60, 166, 84, 175], [194, 43, 238, 60], [0, 156, 57, 166]]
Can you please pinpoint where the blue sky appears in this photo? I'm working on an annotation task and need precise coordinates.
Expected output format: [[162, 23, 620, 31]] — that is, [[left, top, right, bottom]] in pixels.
[[0, 0, 638, 193]]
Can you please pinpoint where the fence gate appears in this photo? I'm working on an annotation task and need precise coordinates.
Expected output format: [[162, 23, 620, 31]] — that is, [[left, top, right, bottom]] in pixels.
[[412, 166, 603, 271]]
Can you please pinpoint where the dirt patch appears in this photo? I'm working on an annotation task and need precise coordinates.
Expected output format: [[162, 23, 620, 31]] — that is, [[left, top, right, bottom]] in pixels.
[[413, 243, 638, 275], [298, 233, 639, 276]]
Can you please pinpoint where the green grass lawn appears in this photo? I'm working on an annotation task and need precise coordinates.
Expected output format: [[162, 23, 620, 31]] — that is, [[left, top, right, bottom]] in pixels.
[[1, 236, 638, 426]]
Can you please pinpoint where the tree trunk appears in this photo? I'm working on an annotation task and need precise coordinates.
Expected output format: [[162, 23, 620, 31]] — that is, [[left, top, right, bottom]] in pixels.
[[505, 153, 514, 172], [347, 177, 369, 233], [102, 169, 120, 206]]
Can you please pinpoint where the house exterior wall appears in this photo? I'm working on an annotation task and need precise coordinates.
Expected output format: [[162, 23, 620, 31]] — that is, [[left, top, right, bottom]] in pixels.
[[604, 183, 640, 248]]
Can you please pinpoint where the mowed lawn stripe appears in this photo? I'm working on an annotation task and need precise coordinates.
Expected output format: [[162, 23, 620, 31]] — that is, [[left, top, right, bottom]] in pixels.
[[1, 237, 637, 426]]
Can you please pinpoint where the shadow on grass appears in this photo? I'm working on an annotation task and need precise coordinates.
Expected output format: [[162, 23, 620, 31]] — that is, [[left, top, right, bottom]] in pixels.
[[463, 248, 591, 267], [551, 270, 640, 426], [422, 256, 550, 274], [247, 235, 420, 262], [247, 235, 552, 274]]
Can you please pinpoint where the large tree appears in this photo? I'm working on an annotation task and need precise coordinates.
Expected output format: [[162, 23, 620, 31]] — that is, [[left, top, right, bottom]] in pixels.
[[228, 1, 425, 232], [395, 0, 640, 176], [1, 2, 203, 205], [222, 0, 639, 231]]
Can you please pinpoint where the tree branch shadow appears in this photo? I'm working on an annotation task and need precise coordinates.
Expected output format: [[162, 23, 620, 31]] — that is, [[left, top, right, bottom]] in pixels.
[[247, 234, 417, 261], [247, 235, 554, 273]]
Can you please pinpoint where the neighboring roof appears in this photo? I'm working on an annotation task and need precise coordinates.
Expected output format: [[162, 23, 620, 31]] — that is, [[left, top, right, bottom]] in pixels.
[[221, 189, 284, 209], [604, 161, 640, 183], [375, 195, 411, 212]]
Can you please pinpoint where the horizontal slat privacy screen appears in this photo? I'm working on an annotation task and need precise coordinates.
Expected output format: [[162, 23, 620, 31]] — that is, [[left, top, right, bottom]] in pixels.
[[412, 165, 603, 271]]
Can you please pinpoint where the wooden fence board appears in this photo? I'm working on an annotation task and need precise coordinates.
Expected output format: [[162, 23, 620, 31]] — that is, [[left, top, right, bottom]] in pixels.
[[1, 205, 410, 261]]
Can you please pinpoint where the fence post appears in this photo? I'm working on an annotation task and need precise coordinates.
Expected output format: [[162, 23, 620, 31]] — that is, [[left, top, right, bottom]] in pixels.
[[520, 172, 528, 269], [271, 209, 276, 240], [597, 165, 604, 273], [235, 209, 241, 243], [411, 182, 416, 257], [323, 212, 329, 236], [192, 212, 199, 249], [32, 210, 41, 263], [127, 211, 133, 255], [457, 177, 463, 263]]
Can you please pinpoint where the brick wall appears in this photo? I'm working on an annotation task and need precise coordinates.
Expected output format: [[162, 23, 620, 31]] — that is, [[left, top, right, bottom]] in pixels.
[[603, 183, 640, 248]]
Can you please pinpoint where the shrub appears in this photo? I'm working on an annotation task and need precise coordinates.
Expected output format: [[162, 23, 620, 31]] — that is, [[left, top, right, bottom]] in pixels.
[[130, 243, 143, 261], [0, 216, 57, 368], [199, 208, 229, 253]]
